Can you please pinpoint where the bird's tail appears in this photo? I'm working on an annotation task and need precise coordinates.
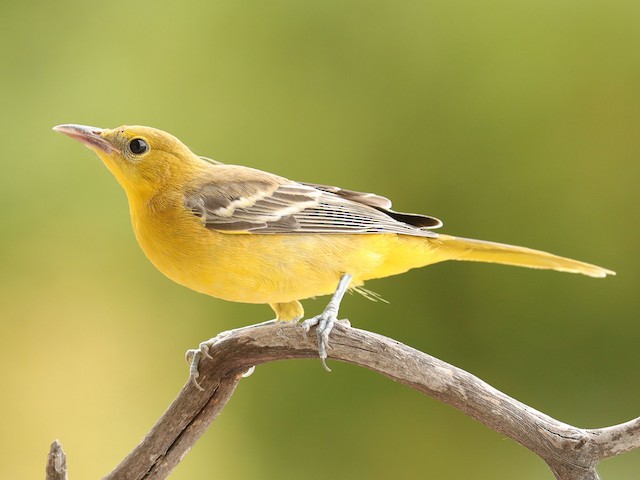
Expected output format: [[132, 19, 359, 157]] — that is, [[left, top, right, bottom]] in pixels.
[[432, 234, 615, 278]]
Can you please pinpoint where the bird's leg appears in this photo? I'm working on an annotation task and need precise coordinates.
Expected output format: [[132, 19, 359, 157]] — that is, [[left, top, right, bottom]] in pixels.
[[186, 319, 277, 391], [301, 273, 353, 371]]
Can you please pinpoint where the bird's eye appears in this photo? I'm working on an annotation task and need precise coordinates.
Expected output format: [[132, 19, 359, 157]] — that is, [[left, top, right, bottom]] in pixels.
[[129, 138, 149, 155]]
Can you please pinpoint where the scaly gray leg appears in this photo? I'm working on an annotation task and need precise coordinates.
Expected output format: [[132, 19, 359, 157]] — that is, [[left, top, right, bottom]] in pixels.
[[301, 273, 353, 371]]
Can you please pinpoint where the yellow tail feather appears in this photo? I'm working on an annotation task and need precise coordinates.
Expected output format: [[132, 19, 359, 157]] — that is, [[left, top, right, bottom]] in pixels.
[[434, 234, 615, 278]]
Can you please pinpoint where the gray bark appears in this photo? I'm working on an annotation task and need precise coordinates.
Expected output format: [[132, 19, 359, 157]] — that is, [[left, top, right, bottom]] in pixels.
[[45, 440, 68, 480], [47, 321, 640, 479]]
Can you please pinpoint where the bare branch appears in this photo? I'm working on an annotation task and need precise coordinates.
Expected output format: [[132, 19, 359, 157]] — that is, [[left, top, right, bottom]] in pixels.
[[588, 417, 640, 459], [77, 320, 638, 479], [45, 440, 67, 480]]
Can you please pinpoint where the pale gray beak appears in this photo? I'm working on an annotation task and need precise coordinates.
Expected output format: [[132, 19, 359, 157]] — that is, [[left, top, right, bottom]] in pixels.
[[53, 124, 115, 154]]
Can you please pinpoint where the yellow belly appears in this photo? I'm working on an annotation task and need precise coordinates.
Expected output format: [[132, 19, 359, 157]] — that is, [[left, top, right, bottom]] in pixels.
[[129, 201, 439, 306]]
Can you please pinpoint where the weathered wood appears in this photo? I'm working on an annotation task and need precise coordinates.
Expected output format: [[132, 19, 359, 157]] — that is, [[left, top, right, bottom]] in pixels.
[[50, 320, 639, 479], [45, 440, 67, 480]]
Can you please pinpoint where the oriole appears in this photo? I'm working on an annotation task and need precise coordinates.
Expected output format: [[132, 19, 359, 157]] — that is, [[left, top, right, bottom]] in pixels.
[[54, 124, 614, 375]]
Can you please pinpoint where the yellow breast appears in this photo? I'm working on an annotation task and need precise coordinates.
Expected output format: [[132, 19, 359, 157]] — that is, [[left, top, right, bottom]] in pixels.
[[127, 195, 434, 306]]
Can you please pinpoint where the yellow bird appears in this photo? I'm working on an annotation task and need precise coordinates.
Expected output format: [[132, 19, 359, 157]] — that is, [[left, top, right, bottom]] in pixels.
[[54, 124, 614, 375]]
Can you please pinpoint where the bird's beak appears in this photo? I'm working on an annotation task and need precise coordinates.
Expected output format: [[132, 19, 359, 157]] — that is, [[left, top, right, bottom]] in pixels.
[[53, 124, 116, 154]]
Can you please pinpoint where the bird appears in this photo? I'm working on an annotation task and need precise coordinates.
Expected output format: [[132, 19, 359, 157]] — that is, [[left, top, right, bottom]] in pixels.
[[53, 124, 614, 382]]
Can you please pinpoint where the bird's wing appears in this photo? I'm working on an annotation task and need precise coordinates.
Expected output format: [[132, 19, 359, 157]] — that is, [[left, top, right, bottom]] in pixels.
[[301, 182, 442, 229], [300, 182, 393, 209], [184, 165, 441, 236]]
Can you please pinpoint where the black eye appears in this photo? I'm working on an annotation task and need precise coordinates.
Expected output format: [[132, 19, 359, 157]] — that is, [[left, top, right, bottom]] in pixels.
[[129, 138, 148, 155]]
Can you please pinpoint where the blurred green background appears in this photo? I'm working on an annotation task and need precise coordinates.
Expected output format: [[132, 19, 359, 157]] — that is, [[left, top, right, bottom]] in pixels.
[[1, 0, 639, 478]]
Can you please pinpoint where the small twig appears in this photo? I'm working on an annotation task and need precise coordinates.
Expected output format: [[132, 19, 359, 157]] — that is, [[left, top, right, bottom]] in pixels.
[[45, 440, 68, 480], [52, 321, 639, 480]]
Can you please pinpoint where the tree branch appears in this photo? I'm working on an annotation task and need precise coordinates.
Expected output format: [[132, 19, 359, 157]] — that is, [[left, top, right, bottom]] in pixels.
[[51, 321, 640, 480], [45, 440, 67, 480]]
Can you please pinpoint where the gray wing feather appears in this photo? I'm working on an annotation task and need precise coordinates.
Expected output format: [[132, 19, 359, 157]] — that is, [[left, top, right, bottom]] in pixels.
[[186, 179, 441, 237], [302, 182, 393, 209]]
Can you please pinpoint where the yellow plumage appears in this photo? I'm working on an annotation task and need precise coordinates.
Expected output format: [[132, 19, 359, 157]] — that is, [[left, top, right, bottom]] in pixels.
[[54, 124, 614, 324]]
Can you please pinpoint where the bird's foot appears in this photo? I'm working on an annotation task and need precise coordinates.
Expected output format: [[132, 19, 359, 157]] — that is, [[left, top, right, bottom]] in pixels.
[[185, 333, 228, 391], [301, 273, 353, 371], [301, 306, 339, 371], [185, 319, 276, 391]]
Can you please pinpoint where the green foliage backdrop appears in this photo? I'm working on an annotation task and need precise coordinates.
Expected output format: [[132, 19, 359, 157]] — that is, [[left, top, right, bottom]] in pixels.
[[1, 0, 639, 478]]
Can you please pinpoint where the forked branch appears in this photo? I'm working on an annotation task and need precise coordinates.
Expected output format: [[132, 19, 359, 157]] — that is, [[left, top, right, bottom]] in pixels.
[[48, 321, 640, 480]]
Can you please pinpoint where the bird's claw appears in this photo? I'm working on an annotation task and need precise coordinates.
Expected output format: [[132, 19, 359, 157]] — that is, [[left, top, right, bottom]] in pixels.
[[301, 305, 339, 371], [185, 320, 278, 391], [186, 349, 205, 391], [301, 273, 353, 371], [185, 333, 231, 391]]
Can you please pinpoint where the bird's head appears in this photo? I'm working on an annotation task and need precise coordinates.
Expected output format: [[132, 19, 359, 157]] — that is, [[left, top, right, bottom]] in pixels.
[[53, 124, 201, 199]]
